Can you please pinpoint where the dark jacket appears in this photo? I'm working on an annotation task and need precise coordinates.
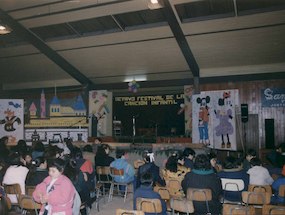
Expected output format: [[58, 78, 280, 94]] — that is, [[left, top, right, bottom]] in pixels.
[[133, 185, 167, 215], [136, 163, 165, 189], [184, 158, 194, 169], [95, 154, 114, 167], [217, 169, 249, 202], [26, 169, 49, 186], [182, 169, 222, 215]]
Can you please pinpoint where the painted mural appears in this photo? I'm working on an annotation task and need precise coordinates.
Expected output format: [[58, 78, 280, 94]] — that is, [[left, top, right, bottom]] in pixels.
[[0, 99, 24, 145], [89, 90, 113, 136], [183, 86, 194, 137], [192, 89, 239, 150], [24, 90, 88, 144]]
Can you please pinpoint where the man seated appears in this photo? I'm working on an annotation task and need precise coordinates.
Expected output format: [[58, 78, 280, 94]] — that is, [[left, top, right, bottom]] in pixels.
[[133, 172, 167, 215]]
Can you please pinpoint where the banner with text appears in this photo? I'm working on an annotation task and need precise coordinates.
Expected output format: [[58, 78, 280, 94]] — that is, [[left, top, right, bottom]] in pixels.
[[261, 88, 285, 107]]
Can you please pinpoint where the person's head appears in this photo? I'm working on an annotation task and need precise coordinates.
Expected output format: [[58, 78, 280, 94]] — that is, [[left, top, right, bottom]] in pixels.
[[276, 143, 285, 153], [33, 141, 45, 152], [208, 152, 217, 168], [82, 144, 93, 153], [22, 153, 32, 166], [140, 172, 153, 187], [142, 150, 155, 163], [0, 136, 8, 146], [101, 144, 111, 155], [72, 147, 83, 160], [194, 154, 211, 170], [116, 149, 128, 159], [16, 140, 27, 153], [183, 148, 196, 160], [32, 156, 47, 169], [246, 149, 257, 162], [94, 137, 102, 145], [223, 156, 239, 169], [48, 158, 65, 180], [250, 158, 261, 167], [8, 152, 23, 166], [165, 154, 178, 172]]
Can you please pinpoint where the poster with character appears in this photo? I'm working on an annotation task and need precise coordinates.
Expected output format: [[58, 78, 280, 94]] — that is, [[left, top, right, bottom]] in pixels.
[[0, 99, 24, 145], [192, 90, 239, 150]]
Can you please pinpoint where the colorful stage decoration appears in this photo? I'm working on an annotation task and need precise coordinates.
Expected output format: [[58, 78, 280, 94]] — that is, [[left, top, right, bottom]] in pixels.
[[89, 90, 113, 137], [0, 99, 24, 145], [24, 90, 88, 144], [183, 86, 194, 138], [192, 89, 239, 151], [128, 80, 140, 93]]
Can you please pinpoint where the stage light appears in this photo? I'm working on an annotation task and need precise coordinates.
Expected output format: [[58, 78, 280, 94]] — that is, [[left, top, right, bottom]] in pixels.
[[148, 0, 164, 10]]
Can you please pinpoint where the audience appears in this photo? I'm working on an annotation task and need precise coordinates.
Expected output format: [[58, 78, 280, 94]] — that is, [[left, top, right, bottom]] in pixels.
[[95, 144, 114, 168], [2, 152, 29, 203], [163, 153, 189, 198], [218, 156, 249, 202], [133, 172, 167, 215], [243, 148, 257, 171], [32, 141, 45, 159], [0, 136, 10, 162], [182, 154, 222, 215], [110, 149, 135, 190], [33, 158, 76, 215], [136, 150, 165, 189], [82, 144, 95, 167], [247, 158, 274, 185], [182, 147, 195, 169], [26, 156, 49, 186]]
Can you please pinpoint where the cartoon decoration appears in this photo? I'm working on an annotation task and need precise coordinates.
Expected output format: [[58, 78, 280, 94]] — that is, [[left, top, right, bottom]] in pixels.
[[0, 99, 24, 145], [128, 80, 140, 93], [197, 96, 210, 145], [89, 90, 113, 136], [192, 89, 239, 150], [214, 91, 234, 148]]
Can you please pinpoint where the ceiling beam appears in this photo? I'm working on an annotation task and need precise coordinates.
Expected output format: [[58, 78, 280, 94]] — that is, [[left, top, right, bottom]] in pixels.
[[0, 8, 94, 87], [162, 0, 200, 78]]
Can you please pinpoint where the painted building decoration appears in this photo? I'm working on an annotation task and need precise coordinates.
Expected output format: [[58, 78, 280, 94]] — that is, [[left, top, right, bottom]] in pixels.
[[0, 99, 24, 145], [192, 89, 239, 151], [24, 90, 88, 144]]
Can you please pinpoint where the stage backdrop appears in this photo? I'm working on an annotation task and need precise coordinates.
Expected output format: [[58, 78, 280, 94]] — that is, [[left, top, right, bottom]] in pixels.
[[0, 99, 24, 145], [113, 93, 184, 137], [192, 89, 239, 150], [89, 90, 113, 137]]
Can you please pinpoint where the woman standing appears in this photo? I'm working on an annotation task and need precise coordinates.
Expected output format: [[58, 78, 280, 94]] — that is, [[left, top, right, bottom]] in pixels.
[[33, 158, 76, 215]]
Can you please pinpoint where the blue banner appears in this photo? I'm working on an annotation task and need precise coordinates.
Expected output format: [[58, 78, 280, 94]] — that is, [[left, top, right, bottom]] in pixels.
[[261, 88, 285, 107]]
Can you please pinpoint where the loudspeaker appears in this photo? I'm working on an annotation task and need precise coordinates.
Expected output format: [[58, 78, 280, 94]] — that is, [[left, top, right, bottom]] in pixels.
[[91, 115, 98, 137], [241, 104, 248, 123], [265, 119, 275, 149]]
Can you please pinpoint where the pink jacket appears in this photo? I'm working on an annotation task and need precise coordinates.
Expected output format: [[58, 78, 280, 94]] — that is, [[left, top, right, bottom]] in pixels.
[[33, 175, 75, 215]]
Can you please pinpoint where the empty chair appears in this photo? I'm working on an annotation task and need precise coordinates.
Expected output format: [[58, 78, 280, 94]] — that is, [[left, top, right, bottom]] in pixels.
[[248, 184, 272, 195], [223, 203, 255, 215], [153, 187, 170, 201], [116, 208, 145, 215], [136, 197, 162, 214], [187, 188, 212, 214], [170, 198, 194, 215], [262, 204, 285, 215], [242, 191, 271, 207]]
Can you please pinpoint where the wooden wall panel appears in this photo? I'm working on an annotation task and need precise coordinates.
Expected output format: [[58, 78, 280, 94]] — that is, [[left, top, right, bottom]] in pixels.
[[199, 79, 285, 149]]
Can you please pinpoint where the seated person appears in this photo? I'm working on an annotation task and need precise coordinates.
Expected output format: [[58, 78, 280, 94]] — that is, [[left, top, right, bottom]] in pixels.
[[182, 154, 222, 215], [26, 156, 49, 186], [110, 149, 135, 184], [267, 143, 285, 168], [218, 156, 249, 202], [182, 147, 195, 169], [247, 158, 274, 185], [162, 153, 190, 198], [243, 148, 257, 171], [136, 150, 165, 189], [133, 172, 167, 215], [271, 174, 285, 204]]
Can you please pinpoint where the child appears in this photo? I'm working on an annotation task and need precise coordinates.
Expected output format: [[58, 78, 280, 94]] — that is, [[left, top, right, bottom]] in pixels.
[[243, 148, 256, 171], [247, 158, 273, 185]]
